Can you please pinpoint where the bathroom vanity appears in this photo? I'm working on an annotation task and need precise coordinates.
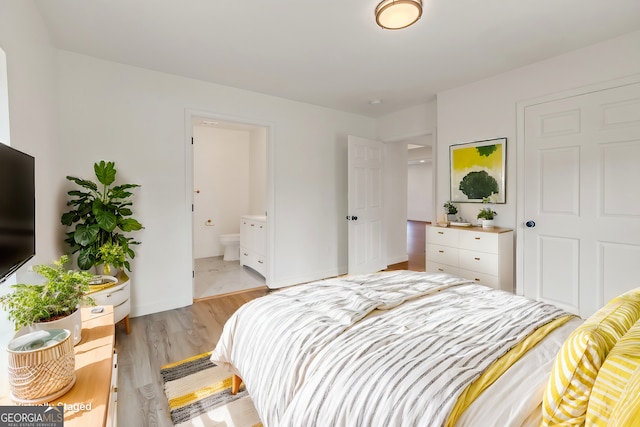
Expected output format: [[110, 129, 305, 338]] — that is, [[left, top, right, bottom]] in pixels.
[[240, 215, 267, 277]]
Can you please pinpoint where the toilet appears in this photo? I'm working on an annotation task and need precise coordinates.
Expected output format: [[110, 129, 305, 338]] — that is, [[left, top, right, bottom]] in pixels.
[[219, 233, 240, 261]]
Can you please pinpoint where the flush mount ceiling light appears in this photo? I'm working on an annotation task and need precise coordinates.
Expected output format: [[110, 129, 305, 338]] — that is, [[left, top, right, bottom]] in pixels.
[[375, 0, 423, 30]]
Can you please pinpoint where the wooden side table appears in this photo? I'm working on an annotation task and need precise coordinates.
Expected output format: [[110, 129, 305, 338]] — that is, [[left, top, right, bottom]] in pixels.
[[1, 305, 117, 426], [87, 272, 131, 334]]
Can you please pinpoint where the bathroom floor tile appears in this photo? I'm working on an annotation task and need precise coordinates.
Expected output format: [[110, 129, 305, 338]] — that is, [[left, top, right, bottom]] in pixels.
[[194, 256, 266, 299]]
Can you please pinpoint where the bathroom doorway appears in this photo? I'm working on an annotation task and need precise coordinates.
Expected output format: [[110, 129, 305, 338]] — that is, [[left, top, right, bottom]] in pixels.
[[191, 116, 269, 300]]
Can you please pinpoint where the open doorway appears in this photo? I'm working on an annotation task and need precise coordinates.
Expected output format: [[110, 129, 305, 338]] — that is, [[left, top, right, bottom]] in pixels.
[[406, 134, 434, 271], [191, 116, 269, 300]]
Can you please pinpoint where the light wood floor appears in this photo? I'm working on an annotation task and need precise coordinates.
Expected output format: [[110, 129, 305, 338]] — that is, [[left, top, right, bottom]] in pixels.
[[115, 220, 427, 426], [115, 288, 270, 426]]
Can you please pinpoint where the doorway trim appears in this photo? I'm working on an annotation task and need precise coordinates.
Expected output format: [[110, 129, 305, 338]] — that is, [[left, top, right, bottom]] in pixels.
[[184, 109, 276, 299], [515, 73, 640, 296]]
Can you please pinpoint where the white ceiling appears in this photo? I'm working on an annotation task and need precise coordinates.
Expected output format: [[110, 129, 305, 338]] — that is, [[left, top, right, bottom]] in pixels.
[[34, 0, 640, 118]]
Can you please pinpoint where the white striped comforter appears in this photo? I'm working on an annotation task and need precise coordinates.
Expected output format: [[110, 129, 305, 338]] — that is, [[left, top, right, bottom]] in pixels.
[[211, 271, 569, 427]]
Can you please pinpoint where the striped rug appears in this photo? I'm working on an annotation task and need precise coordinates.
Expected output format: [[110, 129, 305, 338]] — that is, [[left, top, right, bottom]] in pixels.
[[161, 352, 263, 427]]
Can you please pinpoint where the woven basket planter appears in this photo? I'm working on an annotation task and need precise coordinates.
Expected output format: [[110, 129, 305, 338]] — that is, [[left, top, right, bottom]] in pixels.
[[7, 329, 76, 403]]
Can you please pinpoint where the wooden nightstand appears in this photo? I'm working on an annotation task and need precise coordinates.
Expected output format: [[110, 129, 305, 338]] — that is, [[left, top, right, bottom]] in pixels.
[[87, 272, 131, 334]]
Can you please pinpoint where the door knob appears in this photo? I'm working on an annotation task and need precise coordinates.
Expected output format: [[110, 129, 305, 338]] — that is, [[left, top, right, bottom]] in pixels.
[[525, 220, 536, 228]]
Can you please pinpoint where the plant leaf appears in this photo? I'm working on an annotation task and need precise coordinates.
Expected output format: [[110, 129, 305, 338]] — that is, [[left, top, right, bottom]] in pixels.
[[77, 248, 96, 271], [94, 161, 116, 186], [61, 211, 77, 226], [74, 224, 100, 246], [119, 218, 143, 232], [66, 176, 98, 191], [96, 210, 117, 232]]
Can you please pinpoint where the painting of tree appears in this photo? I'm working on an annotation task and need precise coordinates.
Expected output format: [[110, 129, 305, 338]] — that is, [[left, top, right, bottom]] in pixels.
[[450, 138, 506, 203]]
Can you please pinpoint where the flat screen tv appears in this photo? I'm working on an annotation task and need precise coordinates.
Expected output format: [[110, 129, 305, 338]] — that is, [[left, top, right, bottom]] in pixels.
[[0, 143, 35, 284]]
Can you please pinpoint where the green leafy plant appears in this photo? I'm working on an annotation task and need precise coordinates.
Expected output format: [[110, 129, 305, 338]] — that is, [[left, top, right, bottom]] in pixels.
[[443, 201, 458, 215], [0, 256, 94, 331], [477, 207, 497, 220], [61, 161, 143, 271], [477, 196, 497, 220], [97, 242, 126, 275]]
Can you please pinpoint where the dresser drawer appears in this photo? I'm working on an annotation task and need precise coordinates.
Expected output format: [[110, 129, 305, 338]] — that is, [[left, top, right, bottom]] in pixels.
[[459, 249, 499, 275], [426, 261, 460, 276], [427, 227, 459, 247], [92, 282, 130, 308], [459, 269, 500, 289], [426, 244, 459, 267], [459, 231, 499, 254], [113, 298, 130, 324]]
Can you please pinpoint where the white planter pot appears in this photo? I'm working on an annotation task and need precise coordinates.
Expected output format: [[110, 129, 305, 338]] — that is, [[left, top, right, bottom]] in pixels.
[[15, 307, 83, 346], [481, 219, 495, 228]]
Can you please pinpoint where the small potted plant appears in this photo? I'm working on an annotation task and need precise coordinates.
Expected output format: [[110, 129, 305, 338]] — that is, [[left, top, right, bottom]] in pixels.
[[0, 255, 94, 345], [477, 197, 497, 228], [97, 242, 126, 277], [443, 201, 458, 221]]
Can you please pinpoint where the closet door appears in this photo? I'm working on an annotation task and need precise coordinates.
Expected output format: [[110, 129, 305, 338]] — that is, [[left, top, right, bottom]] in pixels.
[[522, 82, 640, 317]]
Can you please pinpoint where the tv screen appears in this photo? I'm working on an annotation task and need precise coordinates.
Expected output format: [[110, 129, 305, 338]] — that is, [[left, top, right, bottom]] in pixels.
[[0, 143, 35, 284]]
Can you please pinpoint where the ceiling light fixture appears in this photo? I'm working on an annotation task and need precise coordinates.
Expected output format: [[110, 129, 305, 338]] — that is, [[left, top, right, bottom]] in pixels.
[[375, 0, 422, 30]]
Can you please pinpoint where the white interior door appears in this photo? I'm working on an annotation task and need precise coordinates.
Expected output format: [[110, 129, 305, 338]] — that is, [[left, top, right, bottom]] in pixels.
[[348, 135, 386, 274], [523, 82, 640, 317]]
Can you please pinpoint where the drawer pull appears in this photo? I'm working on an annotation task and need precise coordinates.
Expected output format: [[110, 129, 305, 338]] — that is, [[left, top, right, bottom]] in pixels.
[[475, 237, 481, 240], [474, 257, 481, 260], [438, 268, 444, 272], [437, 231, 444, 235], [258, 260, 264, 264], [474, 278, 481, 282], [438, 250, 444, 253], [243, 252, 249, 256], [106, 288, 126, 297]]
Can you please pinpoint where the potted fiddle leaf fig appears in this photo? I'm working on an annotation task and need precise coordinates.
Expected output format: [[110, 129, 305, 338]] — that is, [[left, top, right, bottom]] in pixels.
[[61, 160, 143, 271]]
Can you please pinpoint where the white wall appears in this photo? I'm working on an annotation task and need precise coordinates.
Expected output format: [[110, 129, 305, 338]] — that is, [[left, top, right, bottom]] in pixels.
[[192, 126, 251, 259], [408, 161, 434, 221], [0, 1, 62, 270], [0, 0, 64, 397], [383, 142, 409, 265], [249, 127, 268, 216], [377, 101, 437, 142], [56, 50, 375, 316], [437, 30, 640, 232]]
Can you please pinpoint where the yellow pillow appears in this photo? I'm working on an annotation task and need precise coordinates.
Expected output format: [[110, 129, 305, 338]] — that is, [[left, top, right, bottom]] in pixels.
[[607, 364, 640, 426], [586, 319, 640, 426], [541, 291, 640, 426]]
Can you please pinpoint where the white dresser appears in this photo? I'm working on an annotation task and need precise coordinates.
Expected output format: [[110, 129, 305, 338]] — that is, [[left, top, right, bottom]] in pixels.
[[240, 215, 267, 277], [426, 225, 514, 292]]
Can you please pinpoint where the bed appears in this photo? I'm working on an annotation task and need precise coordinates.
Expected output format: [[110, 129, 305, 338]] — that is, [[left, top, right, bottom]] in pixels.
[[211, 270, 640, 427]]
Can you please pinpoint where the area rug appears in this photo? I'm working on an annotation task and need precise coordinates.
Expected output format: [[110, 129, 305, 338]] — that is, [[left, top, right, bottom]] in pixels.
[[161, 351, 263, 427]]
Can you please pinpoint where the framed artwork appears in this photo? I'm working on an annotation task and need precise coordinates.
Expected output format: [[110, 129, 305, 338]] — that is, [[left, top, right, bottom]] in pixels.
[[450, 137, 506, 203]]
